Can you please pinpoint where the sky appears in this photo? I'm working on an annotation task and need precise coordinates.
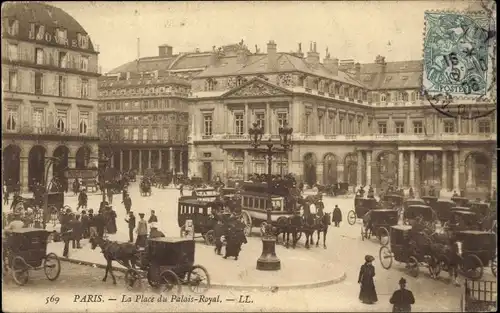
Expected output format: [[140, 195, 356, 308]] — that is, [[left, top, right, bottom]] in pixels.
[[50, 1, 475, 73]]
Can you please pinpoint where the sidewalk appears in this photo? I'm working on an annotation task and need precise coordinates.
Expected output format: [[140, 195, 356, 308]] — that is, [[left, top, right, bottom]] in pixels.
[[47, 237, 346, 290]]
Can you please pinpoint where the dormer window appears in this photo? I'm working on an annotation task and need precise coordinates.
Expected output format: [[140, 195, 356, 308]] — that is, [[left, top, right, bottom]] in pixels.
[[334, 84, 340, 94], [380, 94, 386, 102], [353, 89, 359, 99], [56, 28, 67, 44], [401, 92, 409, 102], [6, 19, 19, 36], [236, 76, 247, 87], [77, 33, 89, 49], [205, 78, 216, 91]]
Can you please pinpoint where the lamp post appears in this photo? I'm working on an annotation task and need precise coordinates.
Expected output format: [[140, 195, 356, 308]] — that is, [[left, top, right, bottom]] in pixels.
[[249, 121, 293, 271], [42, 156, 62, 230]]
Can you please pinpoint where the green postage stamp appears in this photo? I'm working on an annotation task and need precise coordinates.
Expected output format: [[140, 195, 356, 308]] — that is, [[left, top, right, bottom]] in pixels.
[[423, 10, 496, 99]]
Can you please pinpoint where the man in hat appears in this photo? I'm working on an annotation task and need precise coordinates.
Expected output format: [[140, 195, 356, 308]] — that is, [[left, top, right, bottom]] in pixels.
[[77, 189, 88, 211], [88, 209, 97, 239], [136, 213, 148, 247], [332, 205, 342, 227], [149, 223, 165, 239], [70, 214, 83, 249], [125, 211, 136, 243], [148, 210, 158, 224], [122, 194, 132, 214], [389, 277, 415, 312]]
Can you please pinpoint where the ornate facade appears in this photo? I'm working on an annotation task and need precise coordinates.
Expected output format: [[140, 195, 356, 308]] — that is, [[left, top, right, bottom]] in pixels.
[[2, 3, 100, 192]]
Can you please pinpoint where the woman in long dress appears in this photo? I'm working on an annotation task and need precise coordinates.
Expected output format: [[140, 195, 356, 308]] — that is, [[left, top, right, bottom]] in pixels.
[[358, 255, 378, 304]]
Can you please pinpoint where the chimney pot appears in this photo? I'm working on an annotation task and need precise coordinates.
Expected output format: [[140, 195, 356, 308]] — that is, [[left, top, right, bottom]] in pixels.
[[267, 40, 278, 70], [159, 44, 173, 57]]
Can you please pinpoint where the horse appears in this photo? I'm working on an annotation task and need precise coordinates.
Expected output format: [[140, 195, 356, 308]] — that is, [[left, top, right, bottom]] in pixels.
[[302, 211, 319, 249], [275, 214, 303, 249], [314, 212, 331, 249], [89, 236, 139, 285]]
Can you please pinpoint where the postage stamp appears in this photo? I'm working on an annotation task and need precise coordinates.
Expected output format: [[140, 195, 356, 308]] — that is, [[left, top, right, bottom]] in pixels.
[[422, 11, 495, 99]]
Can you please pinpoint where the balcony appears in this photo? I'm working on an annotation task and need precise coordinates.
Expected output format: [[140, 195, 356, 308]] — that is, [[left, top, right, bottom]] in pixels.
[[2, 126, 100, 141]]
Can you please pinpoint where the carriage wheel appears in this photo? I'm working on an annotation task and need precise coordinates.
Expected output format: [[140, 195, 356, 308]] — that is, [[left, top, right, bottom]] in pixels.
[[160, 270, 181, 294], [43, 253, 61, 281], [379, 246, 393, 269], [347, 210, 356, 225], [407, 256, 419, 277], [462, 254, 484, 280], [241, 211, 252, 237], [125, 268, 142, 290], [11, 256, 29, 286], [378, 227, 390, 247], [187, 265, 211, 294], [491, 253, 497, 276], [204, 230, 215, 246]]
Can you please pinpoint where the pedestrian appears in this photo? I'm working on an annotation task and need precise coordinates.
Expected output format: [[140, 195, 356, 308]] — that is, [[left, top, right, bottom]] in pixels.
[[72, 179, 79, 196], [149, 223, 165, 239], [3, 184, 10, 205], [332, 205, 342, 227], [136, 213, 148, 248], [224, 222, 247, 260], [179, 183, 184, 196], [213, 220, 225, 255], [95, 210, 105, 238], [123, 194, 132, 214], [107, 206, 117, 234], [71, 214, 83, 249], [358, 255, 378, 304], [88, 209, 98, 239], [122, 188, 128, 203], [390, 277, 415, 312], [77, 189, 88, 211], [81, 210, 89, 239], [125, 211, 136, 243], [61, 213, 74, 258], [107, 186, 113, 204], [148, 210, 158, 224]]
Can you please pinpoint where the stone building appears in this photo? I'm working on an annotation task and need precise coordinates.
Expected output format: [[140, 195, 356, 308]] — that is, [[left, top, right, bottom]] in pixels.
[[105, 40, 496, 198], [2, 2, 100, 192]]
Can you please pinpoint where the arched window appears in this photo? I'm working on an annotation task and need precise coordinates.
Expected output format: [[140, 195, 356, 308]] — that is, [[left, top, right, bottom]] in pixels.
[[205, 78, 216, 91], [362, 91, 368, 101], [380, 94, 386, 102], [334, 84, 340, 94], [339, 86, 345, 96], [353, 89, 359, 99], [401, 92, 409, 102]]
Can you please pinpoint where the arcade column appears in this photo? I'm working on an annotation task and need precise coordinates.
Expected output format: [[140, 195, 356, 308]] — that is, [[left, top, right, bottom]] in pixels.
[[20, 157, 28, 193], [337, 164, 344, 184], [158, 150, 162, 169], [453, 151, 460, 192], [409, 151, 415, 188], [179, 150, 184, 175], [491, 155, 497, 197], [120, 150, 124, 171], [138, 150, 143, 175], [441, 151, 447, 190], [398, 151, 404, 188], [366, 151, 372, 186], [356, 151, 363, 187], [169, 147, 174, 172], [243, 150, 249, 179], [148, 150, 152, 169], [316, 162, 323, 185]]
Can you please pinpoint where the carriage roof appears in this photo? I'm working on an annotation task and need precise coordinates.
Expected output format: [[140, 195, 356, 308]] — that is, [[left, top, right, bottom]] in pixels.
[[455, 230, 493, 236], [407, 204, 431, 210], [404, 198, 425, 204], [436, 199, 456, 204], [452, 196, 468, 200], [451, 210, 476, 216], [385, 194, 404, 199], [178, 199, 214, 207], [421, 195, 438, 200], [390, 225, 412, 231], [240, 190, 283, 199], [5, 228, 51, 235], [451, 206, 471, 211], [149, 237, 193, 244], [371, 209, 398, 214]]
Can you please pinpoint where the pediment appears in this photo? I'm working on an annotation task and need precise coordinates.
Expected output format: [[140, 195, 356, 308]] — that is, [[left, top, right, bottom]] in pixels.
[[222, 78, 291, 98]]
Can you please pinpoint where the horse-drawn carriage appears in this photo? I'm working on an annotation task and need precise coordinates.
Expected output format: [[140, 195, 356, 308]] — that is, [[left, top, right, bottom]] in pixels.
[[178, 198, 220, 244], [445, 209, 481, 232], [381, 194, 404, 209], [403, 204, 437, 225], [127, 170, 137, 182], [125, 238, 210, 294], [421, 196, 438, 207], [453, 230, 496, 280], [2, 228, 61, 285], [190, 188, 219, 202], [317, 182, 349, 197], [347, 197, 379, 225], [379, 225, 441, 278], [452, 196, 470, 208], [432, 199, 456, 225], [10, 192, 69, 227], [139, 179, 152, 197], [361, 209, 399, 246]]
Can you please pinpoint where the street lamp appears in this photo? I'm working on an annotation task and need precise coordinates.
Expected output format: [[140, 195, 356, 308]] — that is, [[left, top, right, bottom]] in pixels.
[[42, 156, 62, 229], [249, 121, 293, 271]]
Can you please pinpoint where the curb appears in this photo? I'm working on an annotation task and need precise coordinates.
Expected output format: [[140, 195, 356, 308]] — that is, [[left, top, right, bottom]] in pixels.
[[59, 258, 346, 291]]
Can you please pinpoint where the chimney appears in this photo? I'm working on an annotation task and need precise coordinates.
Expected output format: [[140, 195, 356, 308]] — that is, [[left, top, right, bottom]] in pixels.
[[306, 41, 320, 66], [375, 55, 386, 72], [354, 62, 361, 81], [236, 46, 248, 65], [159, 44, 173, 57], [267, 40, 278, 71], [126, 72, 131, 80], [324, 56, 339, 76]]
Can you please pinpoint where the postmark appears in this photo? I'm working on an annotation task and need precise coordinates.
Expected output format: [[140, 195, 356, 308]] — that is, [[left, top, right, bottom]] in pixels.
[[422, 10, 496, 99], [423, 90, 496, 120]]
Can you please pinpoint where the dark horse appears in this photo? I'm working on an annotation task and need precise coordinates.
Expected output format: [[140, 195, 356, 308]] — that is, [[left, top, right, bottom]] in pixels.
[[276, 214, 303, 249], [314, 212, 331, 249], [90, 236, 138, 284]]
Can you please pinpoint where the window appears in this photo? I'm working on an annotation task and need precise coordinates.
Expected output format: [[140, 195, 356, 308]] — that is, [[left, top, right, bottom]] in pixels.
[[203, 114, 213, 136], [256, 113, 265, 132], [277, 112, 288, 129], [35, 72, 43, 94], [79, 112, 89, 134], [304, 113, 310, 133], [234, 162, 244, 177], [255, 163, 265, 174], [478, 120, 491, 133], [81, 79, 89, 98], [378, 122, 387, 134], [413, 121, 423, 134], [380, 94, 386, 102], [236, 76, 246, 86], [444, 120, 455, 133], [77, 33, 89, 49], [58, 75, 66, 96], [395, 121, 405, 134], [144, 100, 149, 109], [411, 92, 416, 102], [152, 128, 159, 140], [56, 110, 67, 132], [6, 108, 18, 131], [142, 128, 148, 141], [205, 78, 216, 91], [59, 52, 67, 68], [35, 48, 44, 65], [56, 29, 67, 43], [123, 128, 129, 139], [163, 128, 170, 141], [32, 108, 44, 133], [8, 71, 17, 91], [6, 19, 19, 36], [8, 44, 18, 61], [235, 113, 244, 135], [386, 93, 391, 102], [80, 56, 89, 71], [132, 128, 139, 141], [400, 92, 409, 102]]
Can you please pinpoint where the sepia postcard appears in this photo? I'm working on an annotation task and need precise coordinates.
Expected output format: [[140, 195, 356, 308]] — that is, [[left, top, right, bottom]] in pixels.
[[1, 1, 497, 312]]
